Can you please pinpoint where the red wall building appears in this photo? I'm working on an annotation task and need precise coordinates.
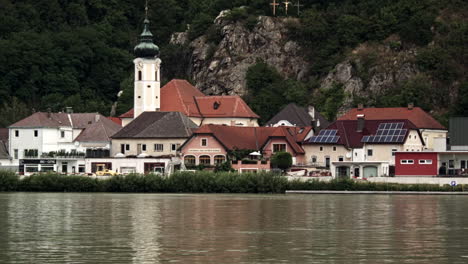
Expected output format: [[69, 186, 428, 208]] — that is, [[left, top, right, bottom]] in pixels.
[[395, 152, 438, 176]]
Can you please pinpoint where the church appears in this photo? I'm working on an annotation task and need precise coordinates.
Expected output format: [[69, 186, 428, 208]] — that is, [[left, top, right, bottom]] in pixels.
[[119, 17, 259, 127]]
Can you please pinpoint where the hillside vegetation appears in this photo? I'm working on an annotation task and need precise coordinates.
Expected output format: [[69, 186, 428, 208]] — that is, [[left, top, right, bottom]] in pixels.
[[0, 0, 466, 126]]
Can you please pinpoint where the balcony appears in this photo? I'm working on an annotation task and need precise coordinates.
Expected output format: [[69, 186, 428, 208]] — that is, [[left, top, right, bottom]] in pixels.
[[40, 151, 86, 159]]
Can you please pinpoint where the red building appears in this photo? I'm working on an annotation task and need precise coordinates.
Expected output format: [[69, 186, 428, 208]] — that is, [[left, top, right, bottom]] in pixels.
[[395, 152, 438, 177]]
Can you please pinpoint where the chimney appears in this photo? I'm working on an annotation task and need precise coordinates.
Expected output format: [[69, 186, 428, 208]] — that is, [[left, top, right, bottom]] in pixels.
[[95, 114, 100, 123], [408, 103, 414, 110], [308, 106, 316, 121], [358, 104, 364, 111], [66, 107, 73, 114], [47, 108, 52, 119], [357, 114, 365, 132]]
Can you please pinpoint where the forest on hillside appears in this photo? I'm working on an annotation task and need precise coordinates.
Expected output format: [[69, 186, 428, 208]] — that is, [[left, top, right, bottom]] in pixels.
[[0, 0, 466, 127]]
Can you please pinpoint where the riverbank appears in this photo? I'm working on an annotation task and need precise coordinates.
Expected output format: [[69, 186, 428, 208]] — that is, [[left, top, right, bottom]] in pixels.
[[1, 171, 467, 193]]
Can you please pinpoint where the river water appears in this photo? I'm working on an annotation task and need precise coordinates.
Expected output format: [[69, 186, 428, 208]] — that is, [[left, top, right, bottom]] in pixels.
[[0, 193, 468, 263]]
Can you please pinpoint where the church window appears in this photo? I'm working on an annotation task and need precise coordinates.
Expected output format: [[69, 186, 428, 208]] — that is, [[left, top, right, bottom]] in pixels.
[[138, 71, 142, 81], [155, 71, 159, 81]]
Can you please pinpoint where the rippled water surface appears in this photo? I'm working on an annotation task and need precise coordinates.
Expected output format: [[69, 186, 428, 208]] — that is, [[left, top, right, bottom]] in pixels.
[[1, 193, 468, 263]]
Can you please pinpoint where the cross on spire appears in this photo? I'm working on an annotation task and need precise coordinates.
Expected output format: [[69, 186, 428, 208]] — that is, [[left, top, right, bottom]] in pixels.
[[145, 0, 149, 19], [270, 0, 280, 16], [283, 1, 292, 16], [294, 0, 304, 16]]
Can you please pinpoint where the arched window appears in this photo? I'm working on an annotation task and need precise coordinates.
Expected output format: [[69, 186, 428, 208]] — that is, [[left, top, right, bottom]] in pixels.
[[214, 155, 226, 165], [138, 71, 142, 81], [199, 155, 211, 165], [184, 156, 195, 166]]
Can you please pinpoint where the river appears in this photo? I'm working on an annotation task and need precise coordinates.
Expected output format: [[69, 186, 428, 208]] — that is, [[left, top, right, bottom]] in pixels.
[[0, 193, 467, 263]]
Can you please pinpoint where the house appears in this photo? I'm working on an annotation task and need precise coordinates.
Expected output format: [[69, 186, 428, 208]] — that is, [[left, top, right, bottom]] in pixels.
[[120, 79, 260, 127], [266, 103, 329, 133], [303, 118, 425, 178], [338, 104, 447, 150], [117, 16, 259, 127], [449, 117, 468, 151], [87, 111, 198, 175], [179, 125, 310, 173], [8, 111, 121, 175]]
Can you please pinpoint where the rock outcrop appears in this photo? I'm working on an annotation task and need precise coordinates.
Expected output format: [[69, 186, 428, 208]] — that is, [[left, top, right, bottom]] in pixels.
[[171, 14, 309, 96]]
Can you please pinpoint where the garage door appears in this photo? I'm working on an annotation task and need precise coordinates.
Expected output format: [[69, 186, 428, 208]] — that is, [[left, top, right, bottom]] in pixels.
[[364, 166, 378, 177]]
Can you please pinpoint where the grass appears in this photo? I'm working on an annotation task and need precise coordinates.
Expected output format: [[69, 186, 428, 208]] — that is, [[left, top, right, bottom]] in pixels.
[[1, 171, 466, 193]]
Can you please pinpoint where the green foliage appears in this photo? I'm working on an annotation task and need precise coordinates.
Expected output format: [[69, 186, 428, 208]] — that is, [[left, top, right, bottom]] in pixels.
[[245, 61, 312, 124], [452, 82, 468, 116], [0, 97, 31, 128], [188, 13, 214, 40], [270, 152, 293, 171], [0, 171, 19, 192], [312, 83, 345, 121], [215, 161, 235, 172]]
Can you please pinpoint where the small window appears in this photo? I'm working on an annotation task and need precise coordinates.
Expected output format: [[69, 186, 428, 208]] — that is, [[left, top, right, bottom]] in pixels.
[[419, 159, 432, 165], [333, 146, 337, 152], [319, 146, 323, 152], [142, 144, 147, 152], [338, 156, 344, 162], [311, 156, 317, 163], [138, 71, 142, 81], [401, 160, 415, 164], [154, 144, 164, 152], [171, 144, 180, 152], [201, 138, 208, 147], [147, 85, 151, 88], [61, 131, 65, 138], [79, 165, 85, 173], [125, 144, 130, 151], [14, 149, 18, 159], [34, 130, 38, 137], [273, 144, 287, 153], [155, 71, 159, 81], [392, 149, 398, 156], [367, 149, 373, 157], [15, 130, 19, 137]]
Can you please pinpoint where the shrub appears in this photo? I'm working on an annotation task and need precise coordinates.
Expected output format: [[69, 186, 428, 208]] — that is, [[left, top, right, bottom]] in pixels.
[[271, 152, 293, 171], [0, 170, 19, 191]]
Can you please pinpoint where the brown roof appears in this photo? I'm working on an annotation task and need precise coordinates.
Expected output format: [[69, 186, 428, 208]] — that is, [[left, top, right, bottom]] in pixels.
[[120, 79, 259, 119], [266, 103, 329, 130], [338, 107, 446, 130], [305, 119, 420, 148], [107, 117, 122, 126], [74, 117, 122, 142], [112, 112, 198, 139], [9, 112, 107, 129], [186, 125, 306, 154]]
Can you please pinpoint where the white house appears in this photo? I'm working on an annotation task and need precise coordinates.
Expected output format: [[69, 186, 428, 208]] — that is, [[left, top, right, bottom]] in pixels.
[[8, 111, 121, 175]]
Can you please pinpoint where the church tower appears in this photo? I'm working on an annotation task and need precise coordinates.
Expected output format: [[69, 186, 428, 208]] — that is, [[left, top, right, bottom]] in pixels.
[[133, 10, 161, 119]]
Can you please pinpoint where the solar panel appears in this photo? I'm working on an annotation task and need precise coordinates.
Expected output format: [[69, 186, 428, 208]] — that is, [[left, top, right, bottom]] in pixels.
[[309, 130, 340, 144], [361, 123, 408, 143]]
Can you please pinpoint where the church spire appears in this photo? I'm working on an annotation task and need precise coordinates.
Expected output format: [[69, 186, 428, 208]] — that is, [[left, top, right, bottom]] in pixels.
[[134, 0, 159, 58]]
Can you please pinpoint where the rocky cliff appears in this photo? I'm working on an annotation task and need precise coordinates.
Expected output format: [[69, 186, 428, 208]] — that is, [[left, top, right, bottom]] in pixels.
[[171, 13, 309, 96]]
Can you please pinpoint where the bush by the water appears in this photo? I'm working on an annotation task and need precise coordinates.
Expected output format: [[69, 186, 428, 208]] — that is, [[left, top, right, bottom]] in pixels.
[[1, 170, 467, 193]]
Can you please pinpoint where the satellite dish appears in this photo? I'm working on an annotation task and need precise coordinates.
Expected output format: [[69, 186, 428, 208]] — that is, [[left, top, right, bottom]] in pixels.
[[346, 152, 352, 159], [115, 153, 125, 158], [137, 153, 148, 158]]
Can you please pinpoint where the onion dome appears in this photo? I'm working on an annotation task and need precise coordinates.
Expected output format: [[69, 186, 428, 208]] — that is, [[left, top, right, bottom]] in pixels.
[[134, 19, 159, 58]]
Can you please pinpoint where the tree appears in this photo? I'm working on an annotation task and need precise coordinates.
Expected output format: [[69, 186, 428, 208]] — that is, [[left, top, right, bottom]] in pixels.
[[0, 97, 31, 128], [271, 152, 293, 171]]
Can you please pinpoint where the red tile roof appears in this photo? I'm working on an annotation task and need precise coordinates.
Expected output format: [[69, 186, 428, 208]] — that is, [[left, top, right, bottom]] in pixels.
[[338, 107, 446, 130], [119, 79, 259, 119], [107, 117, 122, 126], [119, 109, 134, 118], [305, 119, 419, 148], [189, 125, 305, 154]]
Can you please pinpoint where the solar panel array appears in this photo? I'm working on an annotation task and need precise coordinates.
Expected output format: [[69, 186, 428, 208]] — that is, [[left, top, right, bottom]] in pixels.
[[309, 129, 340, 143], [362, 122, 407, 143]]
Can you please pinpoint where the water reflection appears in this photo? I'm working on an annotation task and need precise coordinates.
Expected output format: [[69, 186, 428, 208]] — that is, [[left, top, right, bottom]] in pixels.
[[0, 193, 468, 263]]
